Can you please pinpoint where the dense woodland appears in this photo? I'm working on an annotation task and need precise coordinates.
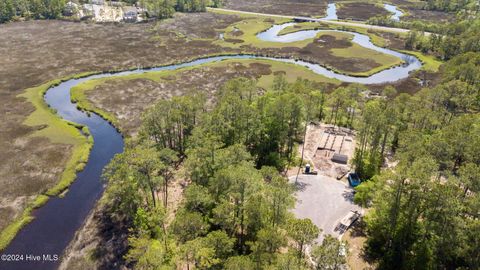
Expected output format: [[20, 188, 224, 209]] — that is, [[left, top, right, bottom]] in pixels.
[[0, 0, 66, 22], [101, 69, 478, 270], [98, 10, 480, 268], [352, 56, 480, 269], [420, 0, 477, 12], [103, 79, 350, 269], [100, 45, 480, 269]]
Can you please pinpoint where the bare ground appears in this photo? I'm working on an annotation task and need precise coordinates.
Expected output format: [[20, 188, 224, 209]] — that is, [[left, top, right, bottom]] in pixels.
[[343, 218, 375, 270], [299, 123, 355, 179]]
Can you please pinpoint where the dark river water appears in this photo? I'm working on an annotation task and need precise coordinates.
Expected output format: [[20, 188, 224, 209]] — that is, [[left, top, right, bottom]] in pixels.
[[1, 14, 421, 270]]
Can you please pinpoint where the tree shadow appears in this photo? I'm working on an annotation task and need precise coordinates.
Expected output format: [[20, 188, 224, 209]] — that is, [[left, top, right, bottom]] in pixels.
[[88, 207, 131, 270], [292, 180, 310, 192], [349, 217, 367, 238], [348, 218, 377, 265], [342, 189, 355, 202]]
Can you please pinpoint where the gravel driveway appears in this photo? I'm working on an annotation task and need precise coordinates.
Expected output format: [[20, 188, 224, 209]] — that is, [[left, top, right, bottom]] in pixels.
[[289, 174, 362, 242]]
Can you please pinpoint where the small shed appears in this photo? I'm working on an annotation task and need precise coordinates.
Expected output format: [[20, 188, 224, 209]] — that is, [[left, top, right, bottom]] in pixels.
[[331, 153, 348, 164]]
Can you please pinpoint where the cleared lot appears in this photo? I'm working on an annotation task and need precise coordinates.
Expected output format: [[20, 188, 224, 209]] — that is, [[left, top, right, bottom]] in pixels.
[[289, 174, 362, 242]]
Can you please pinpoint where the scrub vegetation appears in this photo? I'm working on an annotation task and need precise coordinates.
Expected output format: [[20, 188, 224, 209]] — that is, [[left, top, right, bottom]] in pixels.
[[19, 79, 94, 196]]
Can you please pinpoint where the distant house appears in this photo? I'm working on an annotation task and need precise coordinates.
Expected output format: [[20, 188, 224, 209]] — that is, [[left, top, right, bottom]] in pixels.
[[63, 1, 79, 16], [123, 6, 138, 22]]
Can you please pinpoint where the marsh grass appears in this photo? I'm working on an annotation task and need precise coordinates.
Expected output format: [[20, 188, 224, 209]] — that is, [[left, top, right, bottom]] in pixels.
[[0, 76, 95, 251]]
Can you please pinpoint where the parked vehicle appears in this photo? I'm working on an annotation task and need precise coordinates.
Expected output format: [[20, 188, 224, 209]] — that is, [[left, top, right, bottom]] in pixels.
[[348, 173, 361, 187]]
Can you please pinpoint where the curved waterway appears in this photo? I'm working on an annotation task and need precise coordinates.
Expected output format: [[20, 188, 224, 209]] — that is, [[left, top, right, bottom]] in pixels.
[[257, 22, 421, 83], [384, 4, 403, 21], [3, 15, 421, 270], [323, 3, 338, 20]]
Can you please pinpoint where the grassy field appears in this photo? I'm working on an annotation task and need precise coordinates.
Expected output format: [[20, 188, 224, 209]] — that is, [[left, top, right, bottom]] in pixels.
[[253, 59, 340, 88], [274, 24, 404, 76], [0, 14, 243, 244], [20, 77, 94, 197], [279, 21, 392, 48], [336, 1, 390, 21], [214, 17, 304, 49], [71, 78, 119, 128]]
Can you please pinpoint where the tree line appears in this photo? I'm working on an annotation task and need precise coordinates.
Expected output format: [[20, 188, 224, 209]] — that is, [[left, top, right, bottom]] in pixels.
[[102, 78, 350, 269], [419, 0, 477, 12], [0, 0, 223, 23], [141, 0, 223, 19], [368, 13, 480, 61], [0, 0, 66, 23], [368, 0, 479, 61], [351, 51, 480, 269]]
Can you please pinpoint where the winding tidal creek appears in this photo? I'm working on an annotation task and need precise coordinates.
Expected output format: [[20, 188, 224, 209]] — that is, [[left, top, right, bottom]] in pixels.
[[2, 11, 421, 270]]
